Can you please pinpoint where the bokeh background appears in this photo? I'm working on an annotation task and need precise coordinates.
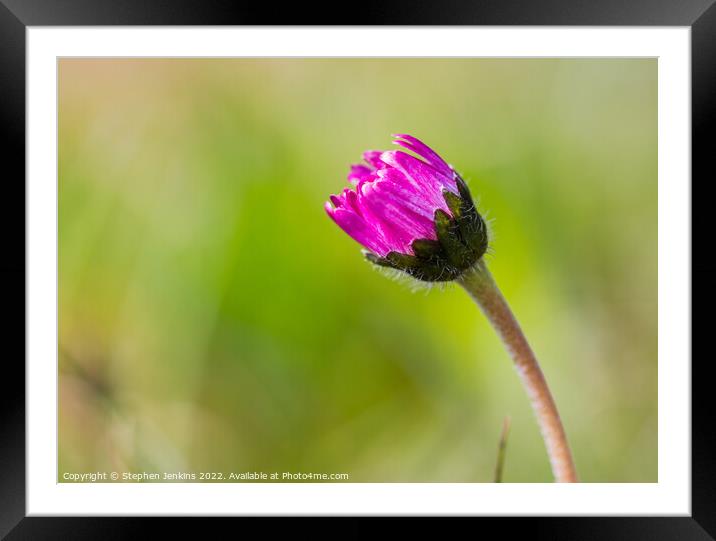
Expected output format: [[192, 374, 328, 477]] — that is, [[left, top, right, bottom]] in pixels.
[[58, 59, 657, 482]]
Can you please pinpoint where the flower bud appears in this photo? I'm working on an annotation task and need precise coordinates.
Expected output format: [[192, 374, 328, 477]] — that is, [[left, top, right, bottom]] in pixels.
[[325, 134, 488, 281]]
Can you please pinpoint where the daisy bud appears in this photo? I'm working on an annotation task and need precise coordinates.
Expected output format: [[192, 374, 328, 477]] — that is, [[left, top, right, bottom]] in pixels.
[[325, 134, 488, 281]]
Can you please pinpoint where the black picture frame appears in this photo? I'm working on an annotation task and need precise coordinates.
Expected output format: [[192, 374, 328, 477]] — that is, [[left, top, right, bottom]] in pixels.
[[1, 1, 711, 537]]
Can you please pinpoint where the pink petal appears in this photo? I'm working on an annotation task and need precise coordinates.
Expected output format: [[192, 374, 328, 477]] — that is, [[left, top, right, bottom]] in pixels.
[[357, 179, 438, 254], [355, 179, 416, 253], [375, 174, 446, 220], [330, 194, 344, 208], [363, 182, 437, 243], [363, 151, 385, 169], [326, 135, 463, 257], [325, 203, 390, 256], [379, 150, 455, 208], [348, 164, 373, 185], [344, 189, 363, 215], [392, 134, 454, 180]]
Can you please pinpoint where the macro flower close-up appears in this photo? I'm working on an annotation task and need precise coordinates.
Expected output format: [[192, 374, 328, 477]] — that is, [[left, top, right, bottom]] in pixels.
[[325, 133, 578, 482]]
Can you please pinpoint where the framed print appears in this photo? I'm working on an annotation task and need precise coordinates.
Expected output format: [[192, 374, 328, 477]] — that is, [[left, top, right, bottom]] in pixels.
[[1, 0, 712, 537]]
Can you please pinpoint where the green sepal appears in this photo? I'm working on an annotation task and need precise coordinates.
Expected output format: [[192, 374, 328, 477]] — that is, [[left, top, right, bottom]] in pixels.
[[385, 251, 422, 269], [364, 248, 461, 282], [446, 177, 488, 258], [411, 238, 444, 260], [364, 251, 394, 268], [435, 209, 472, 268], [455, 174, 474, 206], [443, 190, 464, 220], [362, 173, 488, 283], [410, 265, 463, 282]]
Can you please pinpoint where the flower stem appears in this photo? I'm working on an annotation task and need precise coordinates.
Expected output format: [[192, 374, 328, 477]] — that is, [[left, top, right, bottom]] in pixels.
[[457, 259, 578, 483]]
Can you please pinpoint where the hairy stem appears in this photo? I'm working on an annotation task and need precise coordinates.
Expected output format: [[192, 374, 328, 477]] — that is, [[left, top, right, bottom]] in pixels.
[[458, 259, 578, 483]]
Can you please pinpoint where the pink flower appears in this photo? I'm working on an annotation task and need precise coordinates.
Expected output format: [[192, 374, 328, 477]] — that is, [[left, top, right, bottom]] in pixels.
[[325, 135, 488, 282], [325, 134, 457, 257]]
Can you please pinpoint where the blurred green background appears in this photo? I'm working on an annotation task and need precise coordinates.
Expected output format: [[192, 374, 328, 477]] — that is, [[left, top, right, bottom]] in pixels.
[[58, 59, 657, 483]]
